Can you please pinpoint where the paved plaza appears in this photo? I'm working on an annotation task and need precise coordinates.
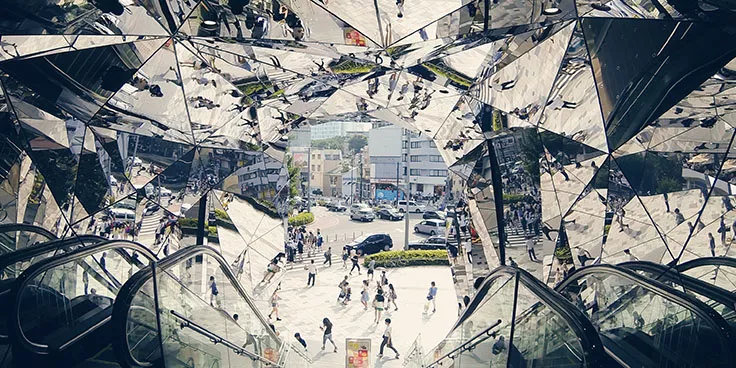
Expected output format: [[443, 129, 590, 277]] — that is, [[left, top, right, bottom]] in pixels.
[[258, 264, 457, 367]]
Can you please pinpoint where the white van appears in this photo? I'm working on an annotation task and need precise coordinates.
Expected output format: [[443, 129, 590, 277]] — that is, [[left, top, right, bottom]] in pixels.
[[414, 219, 446, 235], [350, 203, 370, 213], [397, 200, 426, 213], [109, 208, 136, 222]]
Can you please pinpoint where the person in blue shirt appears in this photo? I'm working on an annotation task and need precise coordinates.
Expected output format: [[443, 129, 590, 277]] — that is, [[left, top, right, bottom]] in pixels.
[[426, 281, 438, 313]]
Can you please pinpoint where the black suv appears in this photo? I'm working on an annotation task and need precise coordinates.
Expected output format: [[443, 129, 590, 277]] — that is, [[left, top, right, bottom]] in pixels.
[[346, 234, 393, 255]]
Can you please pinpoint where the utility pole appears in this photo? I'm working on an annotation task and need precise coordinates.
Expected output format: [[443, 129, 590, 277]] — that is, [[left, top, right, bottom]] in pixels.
[[306, 147, 311, 212], [396, 161, 400, 205], [359, 154, 364, 203], [350, 165, 354, 204], [404, 130, 411, 250]]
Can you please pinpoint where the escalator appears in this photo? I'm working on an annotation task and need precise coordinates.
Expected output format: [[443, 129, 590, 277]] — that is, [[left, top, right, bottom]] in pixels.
[[424, 266, 611, 368], [5, 240, 156, 368], [676, 257, 736, 292], [0, 224, 56, 255], [111, 245, 311, 368], [619, 261, 736, 324], [556, 265, 735, 368], [0, 235, 105, 365]]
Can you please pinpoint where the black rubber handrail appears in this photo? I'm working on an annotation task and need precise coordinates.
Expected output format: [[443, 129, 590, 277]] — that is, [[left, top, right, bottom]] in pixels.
[[0, 224, 56, 253], [7, 240, 156, 357], [0, 235, 106, 275], [619, 261, 736, 317], [446, 266, 608, 367], [111, 245, 286, 368], [676, 256, 736, 274], [556, 264, 735, 363]]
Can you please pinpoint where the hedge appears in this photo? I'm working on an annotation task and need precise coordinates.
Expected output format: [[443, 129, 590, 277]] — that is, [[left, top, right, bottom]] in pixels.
[[363, 250, 449, 268], [178, 217, 197, 228], [503, 193, 525, 203], [288, 212, 314, 226], [214, 209, 230, 220]]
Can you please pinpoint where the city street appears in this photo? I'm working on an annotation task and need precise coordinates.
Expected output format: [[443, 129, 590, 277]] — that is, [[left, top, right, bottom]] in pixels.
[[307, 206, 433, 250]]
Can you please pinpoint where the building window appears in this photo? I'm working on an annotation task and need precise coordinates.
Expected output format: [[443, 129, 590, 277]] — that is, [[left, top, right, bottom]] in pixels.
[[430, 141, 437, 148], [429, 170, 448, 177], [411, 142, 421, 148], [410, 169, 420, 175], [402, 141, 408, 149], [429, 155, 442, 162], [311, 164, 315, 171], [410, 155, 421, 162], [402, 154, 407, 162]]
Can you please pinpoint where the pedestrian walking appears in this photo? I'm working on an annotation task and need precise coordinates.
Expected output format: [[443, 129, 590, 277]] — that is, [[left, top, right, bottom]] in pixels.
[[324, 246, 332, 266], [317, 231, 323, 251], [464, 242, 472, 263], [342, 247, 349, 269], [623, 248, 639, 262], [367, 258, 376, 280], [209, 276, 220, 308], [320, 318, 338, 352], [373, 289, 386, 324], [338, 275, 349, 302], [349, 253, 361, 275], [377, 318, 400, 359], [341, 285, 352, 305], [361, 280, 370, 310], [575, 246, 592, 266], [268, 289, 282, 321], [305, 259, 317, 287], [100, 252, 107, 271], [709, 232, 717, 257], [294, 332, 308, 351], [380, 270, 388, 286], [83, 269, 89, 295], [526, 236, 538, 261], [387, 283, 398, 311], [425, 281, 437, 313]]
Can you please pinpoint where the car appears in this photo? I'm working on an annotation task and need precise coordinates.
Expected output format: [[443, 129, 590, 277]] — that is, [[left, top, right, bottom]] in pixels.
[[414, 219, 446, 236], [423, 210, 446, 220], [350, 203, 370, 213], [376, 208, 404, 221], [397, 200, 426, 213], [109, 175, 118, 186], [350, 208, 375, 222], [143, 202, 160, 216], [159, 187, 172, 197], [408, 236, 448, 250], [329, 204, 347, 212], [346, 234, 393, 255], [109, 208, 135, 222]]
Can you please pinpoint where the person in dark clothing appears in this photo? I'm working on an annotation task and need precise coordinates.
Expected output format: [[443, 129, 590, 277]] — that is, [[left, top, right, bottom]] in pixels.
[[320, 318, 337, 352], [294, 332, 308, 351], [349, 254, 361, 275], [378, 318, 399, 359]]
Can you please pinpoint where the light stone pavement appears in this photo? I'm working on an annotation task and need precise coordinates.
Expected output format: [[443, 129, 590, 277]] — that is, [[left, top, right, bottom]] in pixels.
[[259, 264, 458, 367]]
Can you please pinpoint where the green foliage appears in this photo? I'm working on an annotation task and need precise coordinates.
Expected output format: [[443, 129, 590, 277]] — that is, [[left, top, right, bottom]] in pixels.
[[329, 59, 377, 74], [554, 245, 573, 261], [519, 129, 543, 184], [311, 136, 346, 150], [208, 226, 218, 237], [286, 154, 301, 198], [178, 217, 198, 228], [348, 135, 368, 153], [422, 62, 473, 88], [214, 209, 230, 221], [288, 212, 314, 226], [502, 193, 525, 204], [363, 250, 450, 268]]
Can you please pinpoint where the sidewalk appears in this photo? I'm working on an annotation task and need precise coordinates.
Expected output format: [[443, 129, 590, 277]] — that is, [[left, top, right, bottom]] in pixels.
[[256, 263, 457, 367]]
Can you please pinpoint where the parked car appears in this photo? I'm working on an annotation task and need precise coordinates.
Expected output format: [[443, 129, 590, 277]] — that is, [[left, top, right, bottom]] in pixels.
[[376, 208, 404, 221], [350, 208, 375, 222], [414, 219, 446, 235], [346, 234, 393, 255], [423, 210, 446, 220], [397, 200, 426, 213], [329, 204, 347, 212], [109, 208, 136, 222], [408, 236, 448, 250]]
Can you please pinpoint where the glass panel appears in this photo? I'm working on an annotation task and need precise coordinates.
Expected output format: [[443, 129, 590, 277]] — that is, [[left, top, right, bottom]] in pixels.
[[560, 272, 729, 367], [681, 264, 736, 292], [510, 282, 585, 367], [155, 253, 281, 368], [426, 273, 515, 366], [126, 277, 161, 364], [17, 246, 147, 348]]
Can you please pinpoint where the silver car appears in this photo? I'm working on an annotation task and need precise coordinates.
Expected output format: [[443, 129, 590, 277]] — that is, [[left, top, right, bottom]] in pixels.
[[414, 219, 446, 235], [350, 208, 375, 222]]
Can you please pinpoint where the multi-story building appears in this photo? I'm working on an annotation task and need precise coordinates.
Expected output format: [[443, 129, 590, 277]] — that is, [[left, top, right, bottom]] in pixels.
[[309, 149, 342, 195], [311, 121, 372, 140], [368, 125, 448, 200]]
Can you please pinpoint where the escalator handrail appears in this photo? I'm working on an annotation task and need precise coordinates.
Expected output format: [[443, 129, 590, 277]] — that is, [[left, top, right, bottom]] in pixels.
[[171, 309, 282, 367], [555, 265, 735, 355], [676, 256, 736, 273], [0, 235, 106, 274], [448, 266, 608, 367], [0, 224, 56, 253], [7, 240, 156, 356], [618, 261, 736, 315], [111, 245, 284, 368]]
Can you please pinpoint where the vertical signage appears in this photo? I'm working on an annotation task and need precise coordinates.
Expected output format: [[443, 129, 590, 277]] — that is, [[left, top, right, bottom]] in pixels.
[[345, 338, 371, 368]]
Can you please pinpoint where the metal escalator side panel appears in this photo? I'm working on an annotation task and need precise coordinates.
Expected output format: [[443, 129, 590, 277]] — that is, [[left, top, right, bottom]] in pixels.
[[6, 240, 156, 362], [556, 264, 736, 368], [619, 261, 736, 325], [426, 266, 608, 368]]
